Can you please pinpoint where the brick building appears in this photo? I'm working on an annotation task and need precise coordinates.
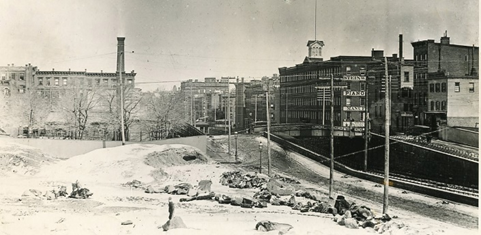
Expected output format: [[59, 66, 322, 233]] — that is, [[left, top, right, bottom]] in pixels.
[[411, 32, 479, 129]]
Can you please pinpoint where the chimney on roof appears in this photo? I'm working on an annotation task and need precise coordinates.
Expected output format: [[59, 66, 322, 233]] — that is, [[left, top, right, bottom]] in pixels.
[[399, 34, 404, 64], [12, 63, 14, 66], [371, 49, 384, 60], [52, 68, 54, 71], [440, 30, 450, 45], [85, 69, 87, 72], [69, 68, 71, 72], [117, 37, 125, 73]]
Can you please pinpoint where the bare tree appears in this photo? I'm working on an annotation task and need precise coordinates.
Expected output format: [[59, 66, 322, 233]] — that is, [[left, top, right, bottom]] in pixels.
[[1, 89, 51, 136], [61, 87, 101, 139], [143, 89, 188, 140], [98, 85, 142, 141]]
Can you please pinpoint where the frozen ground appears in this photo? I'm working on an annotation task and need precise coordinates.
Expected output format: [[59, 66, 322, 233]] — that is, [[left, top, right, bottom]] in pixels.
[[0, 136, 478, 235]]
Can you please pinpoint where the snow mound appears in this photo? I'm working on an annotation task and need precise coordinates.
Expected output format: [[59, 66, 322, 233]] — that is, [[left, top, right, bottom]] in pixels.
[[37, 144, 211, 185], [0, 138, 56, 176]]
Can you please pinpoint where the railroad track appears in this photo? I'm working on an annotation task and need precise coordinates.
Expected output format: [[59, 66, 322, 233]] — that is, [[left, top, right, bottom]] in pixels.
[[368, 170, 478, 198]]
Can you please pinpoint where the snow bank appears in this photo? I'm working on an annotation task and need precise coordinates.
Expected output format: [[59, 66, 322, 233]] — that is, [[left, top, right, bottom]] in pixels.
[[37, 144, 210, 185]]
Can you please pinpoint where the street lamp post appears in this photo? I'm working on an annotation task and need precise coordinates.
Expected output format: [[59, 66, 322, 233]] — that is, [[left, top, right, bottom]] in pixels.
[[259, 142, 262, 173], [234, 131, 238, 162]]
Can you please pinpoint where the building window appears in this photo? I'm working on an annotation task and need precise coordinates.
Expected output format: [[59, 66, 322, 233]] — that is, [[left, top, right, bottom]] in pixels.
[[87, 79, 92, 86], [430, 101, 435, 110], [38, 77, 43, 86], [96, 79, 101, 85], [19, 73, 25, 81], [62, 77, 68, 86], [46, 77, 51, 86], [436, 101, 440, 110], [345, 66, 351, 74], [360, 83, 366, 91], [346, 98, 351, 106], [435, 83, 440, 92], [127, 79, 133, 84], [360, 98, 365, 106], [11, 73, 15, 80], [469, 82, 474, 93], [454, 82, 460, 92], [429, 84, 434, 92], [404, 71, 409, 82], [103, 79, 109, 86], [441, 101, 446, 110], [441, 83, 446, 92], [54, 77, 59, 86]]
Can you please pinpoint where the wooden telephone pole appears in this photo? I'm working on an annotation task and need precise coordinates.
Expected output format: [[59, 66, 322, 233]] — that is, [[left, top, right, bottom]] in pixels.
[[383, 57, 390, 214]]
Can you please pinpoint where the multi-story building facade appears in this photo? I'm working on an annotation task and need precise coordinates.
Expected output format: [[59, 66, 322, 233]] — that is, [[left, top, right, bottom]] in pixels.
[[411, 32, 478, 129], [180, 77, 234, 125], [427, 72, 478, 128], [279, 39, 415, 135], [1, 64, 36, 97], [0, 37, 138, 139]]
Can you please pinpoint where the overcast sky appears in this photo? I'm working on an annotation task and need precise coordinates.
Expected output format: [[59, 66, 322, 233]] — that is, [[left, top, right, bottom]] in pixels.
[[0, 0, 478, 91]]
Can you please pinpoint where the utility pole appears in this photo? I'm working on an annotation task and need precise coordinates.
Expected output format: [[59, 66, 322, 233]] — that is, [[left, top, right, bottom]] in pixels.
[[383, 57, 390, 214], [322, 88, 326, 125], [227, 82, 231, 155], [119, 52, 126, 145], [190, 82, 193, 126], [285, 91, 288, 123], [266, 86, 271, 176], [255, 95, 257, 122], [329, 73, 334, 199], [364, 79, 369, 172]]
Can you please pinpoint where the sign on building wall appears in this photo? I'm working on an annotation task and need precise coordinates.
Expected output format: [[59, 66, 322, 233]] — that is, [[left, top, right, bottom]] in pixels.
[[343, 90, 365, 96], [341, 75, 366, 81], [342, 121, 365, 127], [343, 106, 365, 111]]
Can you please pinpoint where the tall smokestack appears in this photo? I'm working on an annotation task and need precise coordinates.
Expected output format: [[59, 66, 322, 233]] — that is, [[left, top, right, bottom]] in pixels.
[[117, 37, 125, 73], [399, 34, 403, 64]]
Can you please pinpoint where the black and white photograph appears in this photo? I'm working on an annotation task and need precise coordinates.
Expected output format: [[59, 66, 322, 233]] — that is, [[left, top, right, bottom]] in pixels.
[[0, 0, 479, 234]]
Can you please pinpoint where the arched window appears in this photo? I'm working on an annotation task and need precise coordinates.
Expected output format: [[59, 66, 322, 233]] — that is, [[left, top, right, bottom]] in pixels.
[[430, 101, 435, 110]]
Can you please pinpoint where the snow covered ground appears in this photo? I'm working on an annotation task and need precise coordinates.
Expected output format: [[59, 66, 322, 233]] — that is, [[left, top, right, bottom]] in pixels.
[[0, 136, 478, 235]]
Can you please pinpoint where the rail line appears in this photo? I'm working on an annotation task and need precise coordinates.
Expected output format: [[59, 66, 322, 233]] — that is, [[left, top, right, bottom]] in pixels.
[[266, 132, 479, 206]]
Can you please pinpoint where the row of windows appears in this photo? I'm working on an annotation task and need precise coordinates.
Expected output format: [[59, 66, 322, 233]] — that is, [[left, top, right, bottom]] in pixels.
[[1, 73, 25, 81], [415, 54, 428, 61], [285, 110, 332, 121], [37, 77, 133, 87], [454, 82, 475, 93], [430, 100, 447, 111], [413, 92, 428, 106], [429, 83, 447, 93], [283, 83, 365, 95], [280, 67, 367, 83]]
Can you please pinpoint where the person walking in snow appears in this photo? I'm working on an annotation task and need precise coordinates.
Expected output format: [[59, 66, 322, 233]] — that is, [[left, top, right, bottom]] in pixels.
[[168, 197, 174, 220]]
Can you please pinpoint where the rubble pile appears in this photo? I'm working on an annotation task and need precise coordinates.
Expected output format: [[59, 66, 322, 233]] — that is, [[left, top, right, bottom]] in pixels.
[[219, 171, 269, 189], [272, 174, 301, 184], [21, 180, 92, 200], [331, 195, 394, 230], [122, 179, 143, 189]]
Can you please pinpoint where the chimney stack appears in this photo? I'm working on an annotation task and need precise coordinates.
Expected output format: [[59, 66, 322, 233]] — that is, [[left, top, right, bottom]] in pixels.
[[440, 30, 450, 45], [399, 34, 403, 63], [117, 37, 125, 73]]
